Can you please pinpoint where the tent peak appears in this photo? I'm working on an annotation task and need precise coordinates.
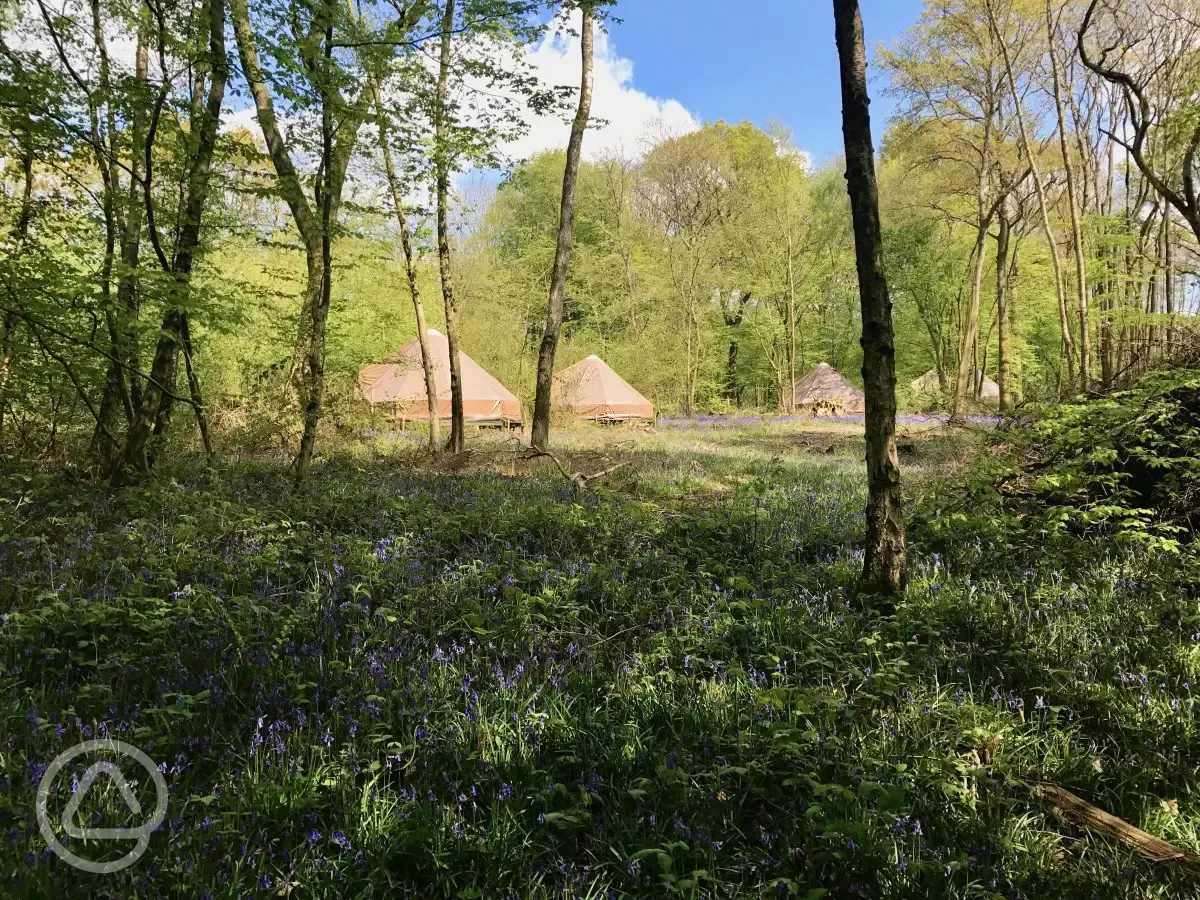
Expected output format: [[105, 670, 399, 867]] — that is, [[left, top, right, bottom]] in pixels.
[[552, 355, 654, 421], [427, 328, 443, 337]]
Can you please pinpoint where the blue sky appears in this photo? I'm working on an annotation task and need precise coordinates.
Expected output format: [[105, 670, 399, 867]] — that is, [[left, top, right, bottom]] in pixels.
[[602, 0, 927, 164], [218, 2, 931, 176]]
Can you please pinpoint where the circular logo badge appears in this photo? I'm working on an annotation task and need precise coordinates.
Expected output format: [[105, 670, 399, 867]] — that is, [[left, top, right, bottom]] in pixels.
[[35, 739, 168, 874]]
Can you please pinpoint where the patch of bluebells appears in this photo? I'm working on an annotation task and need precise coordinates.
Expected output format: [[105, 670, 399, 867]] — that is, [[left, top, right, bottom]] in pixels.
[[0, 446, 1189, 899], [658, 413, 1002, 429]]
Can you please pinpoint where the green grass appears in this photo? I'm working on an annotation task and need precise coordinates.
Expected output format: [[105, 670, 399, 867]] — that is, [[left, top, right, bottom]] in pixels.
[[1, 420, 1198, 898]]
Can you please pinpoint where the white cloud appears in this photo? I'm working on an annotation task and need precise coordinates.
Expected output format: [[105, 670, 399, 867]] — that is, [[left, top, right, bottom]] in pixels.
[[15, 0, 159, 81], [221, 107, 263, 137], [221, 9, 700, 180], [212, 8, 703, 230], [498, 12, 700, 164]]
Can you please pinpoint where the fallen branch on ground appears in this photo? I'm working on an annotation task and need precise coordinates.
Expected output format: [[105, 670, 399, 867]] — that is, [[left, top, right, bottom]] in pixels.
[[519, 444, 628, 492], [1029, 780, 1200, 874]]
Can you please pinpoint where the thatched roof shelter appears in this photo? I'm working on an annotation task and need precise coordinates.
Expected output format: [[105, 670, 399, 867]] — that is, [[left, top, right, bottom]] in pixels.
[[791, 363, 865, 413]]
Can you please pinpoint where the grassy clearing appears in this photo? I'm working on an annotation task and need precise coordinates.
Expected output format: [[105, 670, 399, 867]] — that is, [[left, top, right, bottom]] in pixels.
[[2, 421, 1198, 898]]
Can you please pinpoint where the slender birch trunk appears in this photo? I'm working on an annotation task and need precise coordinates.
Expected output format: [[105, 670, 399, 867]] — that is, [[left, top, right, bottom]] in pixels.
[[531, 2, 594, 451], [434, 0, 465, 452], [996, 201, 1013, 411], [373, 93, 440, 452], [1046, 0, 1090, 388], [986, 0, 1075, 393]]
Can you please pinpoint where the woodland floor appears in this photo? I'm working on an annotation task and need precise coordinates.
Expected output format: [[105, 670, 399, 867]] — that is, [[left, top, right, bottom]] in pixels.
[[2, 419, 1198, 898]]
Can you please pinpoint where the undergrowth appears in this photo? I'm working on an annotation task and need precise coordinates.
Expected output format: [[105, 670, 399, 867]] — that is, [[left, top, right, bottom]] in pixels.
[[1, 412, 1198, 898]]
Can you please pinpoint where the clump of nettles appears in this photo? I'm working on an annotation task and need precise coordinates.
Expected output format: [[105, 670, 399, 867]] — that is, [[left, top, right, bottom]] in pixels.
[[916, 370, 1200, 557]]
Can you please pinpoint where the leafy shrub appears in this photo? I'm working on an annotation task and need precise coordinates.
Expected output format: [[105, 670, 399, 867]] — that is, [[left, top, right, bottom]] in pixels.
[[917, 370, 1200, 557]]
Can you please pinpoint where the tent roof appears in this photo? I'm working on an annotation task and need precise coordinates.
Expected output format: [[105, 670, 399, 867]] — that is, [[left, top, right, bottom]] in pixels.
[[358, 329, 521, 424], [911, 369, 942, 393], [791, 362, 865, 411], [552, 355, 654, 420], [912, 368, 999, 402]]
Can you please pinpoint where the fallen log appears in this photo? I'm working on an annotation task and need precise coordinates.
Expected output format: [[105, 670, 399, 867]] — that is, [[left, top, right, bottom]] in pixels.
[[520, 445, 628, 492], [1029, 780, 1200, 874]]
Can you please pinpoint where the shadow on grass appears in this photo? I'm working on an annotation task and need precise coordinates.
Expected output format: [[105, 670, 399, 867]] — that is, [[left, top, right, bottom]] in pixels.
[[0, 443, 1193, 898]]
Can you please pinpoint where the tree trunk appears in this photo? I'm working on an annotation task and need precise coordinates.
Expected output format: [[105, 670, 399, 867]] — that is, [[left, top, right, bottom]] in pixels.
[[178, 313, 212, 460], [373, 93, 440, 453], [231, 0, 324, 413], [1046, 0, 1090, 389], [1008, 245, 1023, 403], [833, 0, 906, 598], [996, 203, 1014, 411], [119, 0, 226, 479], [0, 136, 36, 444], [687, 301, 699, 415], [987, 0, 1074, 393], [0, 308, 16, 446], [85, 0, 133, 469], [293, 7, 336, 489], [726, 340, 740, 403], [1164, 210, 1174, 358], [787, 235, 797, 414], [115, 11, 151, 420], [952, 217, 990, 419], [233, 0, 384, 478], [683, 304, 694, 417], [718, 291, 751, 406], [434, 0, 465, 453], [974, 326, 983, 399], [531, 3, 594, 451]]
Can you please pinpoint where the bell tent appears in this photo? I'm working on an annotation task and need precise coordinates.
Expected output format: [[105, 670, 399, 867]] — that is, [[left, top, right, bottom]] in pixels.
[[552, 355, 654, 421], [791, 362, 865, 413], [975, 374, 1001, 404], [912, 368, 1000, 404], [358, 329, 522, 426], [910, 369, 943, 395]]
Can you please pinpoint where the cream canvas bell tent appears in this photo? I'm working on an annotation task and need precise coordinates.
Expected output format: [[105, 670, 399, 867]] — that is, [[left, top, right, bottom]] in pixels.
[[552, 355, 654, 421], [358, 329, 522, 426], [912, 368, 999, 404], [791, 363, 865, 413], [910, 369, 943, 395], [976, 373, 1001, 404]]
